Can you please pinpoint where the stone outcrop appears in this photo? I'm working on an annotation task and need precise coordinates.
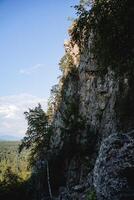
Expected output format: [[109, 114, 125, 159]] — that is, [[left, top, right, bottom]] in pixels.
[[46, 31, 134, 199], [44, 4, 134, 200], [94, 131, 134, 200]]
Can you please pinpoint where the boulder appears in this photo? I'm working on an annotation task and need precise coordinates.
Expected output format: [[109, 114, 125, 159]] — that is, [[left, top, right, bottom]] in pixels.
[[94, 131, 134, 200]]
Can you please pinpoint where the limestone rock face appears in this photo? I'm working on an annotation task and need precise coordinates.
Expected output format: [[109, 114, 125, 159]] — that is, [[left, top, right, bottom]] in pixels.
[[46, 36, 134, 199], [94, 131, 134, 200], [79, 57, 118, 139], [64, 39, 80, 66], [46, 45, 134, 200], [44, 13, 134, 200]]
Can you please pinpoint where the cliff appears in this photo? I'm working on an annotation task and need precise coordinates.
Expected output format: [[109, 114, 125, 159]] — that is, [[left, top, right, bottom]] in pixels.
[[45, 1, 134, 199]]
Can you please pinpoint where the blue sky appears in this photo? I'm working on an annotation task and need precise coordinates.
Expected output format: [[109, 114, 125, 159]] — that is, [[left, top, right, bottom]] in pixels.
[[0, 0, 79, 137]]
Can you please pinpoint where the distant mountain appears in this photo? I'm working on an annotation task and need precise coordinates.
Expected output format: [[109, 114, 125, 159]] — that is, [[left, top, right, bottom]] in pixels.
[[0, 135, 22, 141]]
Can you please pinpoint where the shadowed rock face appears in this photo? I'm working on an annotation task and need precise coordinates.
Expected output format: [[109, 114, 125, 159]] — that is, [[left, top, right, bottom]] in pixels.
[[47, 41, 134, 199], [94, 131, 134, 200], [43, 2, 134, 198], [46, 29, 134, 200]]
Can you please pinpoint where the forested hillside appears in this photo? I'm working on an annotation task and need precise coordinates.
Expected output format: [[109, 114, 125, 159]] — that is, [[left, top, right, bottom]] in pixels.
[[0, 141, 30, 180], [0, 141, 31, 200]]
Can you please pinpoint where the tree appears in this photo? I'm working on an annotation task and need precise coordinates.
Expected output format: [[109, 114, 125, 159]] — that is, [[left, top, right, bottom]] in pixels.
[[19, 104, 54, 199], [47, 84, 61, 121], [79, 0, 92, 7], [19, 104, 52, 166], [73, 0, 134, 73], [59, 53, 74, 73], [0, 167, 25, 200]]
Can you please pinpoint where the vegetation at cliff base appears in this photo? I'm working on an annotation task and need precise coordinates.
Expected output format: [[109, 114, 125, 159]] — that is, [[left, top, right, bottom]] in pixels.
[[0, 141, 31, 200]]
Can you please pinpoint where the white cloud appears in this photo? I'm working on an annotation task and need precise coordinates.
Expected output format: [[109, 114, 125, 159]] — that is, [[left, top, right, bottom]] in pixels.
[[0, 105, 19, 119], [19, 64, 44, 75], [0, 94, 47, 137]]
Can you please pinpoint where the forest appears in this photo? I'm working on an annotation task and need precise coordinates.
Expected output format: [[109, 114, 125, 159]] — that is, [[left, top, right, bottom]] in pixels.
[[0, 141, 32, 200], [0, 105, 53, 200]]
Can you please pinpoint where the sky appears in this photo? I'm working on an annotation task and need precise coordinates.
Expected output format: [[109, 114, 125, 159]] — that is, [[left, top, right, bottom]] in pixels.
[[0, 0, 79, 138]]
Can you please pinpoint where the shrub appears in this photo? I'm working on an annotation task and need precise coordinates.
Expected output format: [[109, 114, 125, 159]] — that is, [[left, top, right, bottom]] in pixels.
[[72, 0, 134, 74]]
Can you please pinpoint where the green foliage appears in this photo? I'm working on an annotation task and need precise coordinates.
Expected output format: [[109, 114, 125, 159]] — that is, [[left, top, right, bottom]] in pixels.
[[59, 52, 74, 73], [72, 0, 134, 74], [47, 84, 61, 121], [48, 59, 78, 122], [58, 97, 87, 157], [19, 104, 52, 166], [61, 99, 85, 135], [0, 142, 30, 200], [86, 190, 97, 200], [17, 104, 54, 199], [70, 3, 91, 50], [80, 0, 90, 6], [0, 141, 30, 182], [0, 167, 22, 188], [90, 0, 134, 74]]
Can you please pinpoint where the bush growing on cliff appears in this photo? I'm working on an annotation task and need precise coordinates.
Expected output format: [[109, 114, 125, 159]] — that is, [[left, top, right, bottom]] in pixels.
[[59, 98, 87, 156], [47, 84, 61, 121], [86, 189, 96, 200], [72, 0, 134, 74], [59, 52, 74, 74]]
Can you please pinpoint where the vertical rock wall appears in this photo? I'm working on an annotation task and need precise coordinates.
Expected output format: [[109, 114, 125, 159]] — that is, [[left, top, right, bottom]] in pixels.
[[46, 17, 134, 200]]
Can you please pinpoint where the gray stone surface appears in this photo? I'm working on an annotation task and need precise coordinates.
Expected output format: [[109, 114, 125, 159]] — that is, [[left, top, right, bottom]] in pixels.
[[44, 21, 134, 200], [94, 131, 134, 200]]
